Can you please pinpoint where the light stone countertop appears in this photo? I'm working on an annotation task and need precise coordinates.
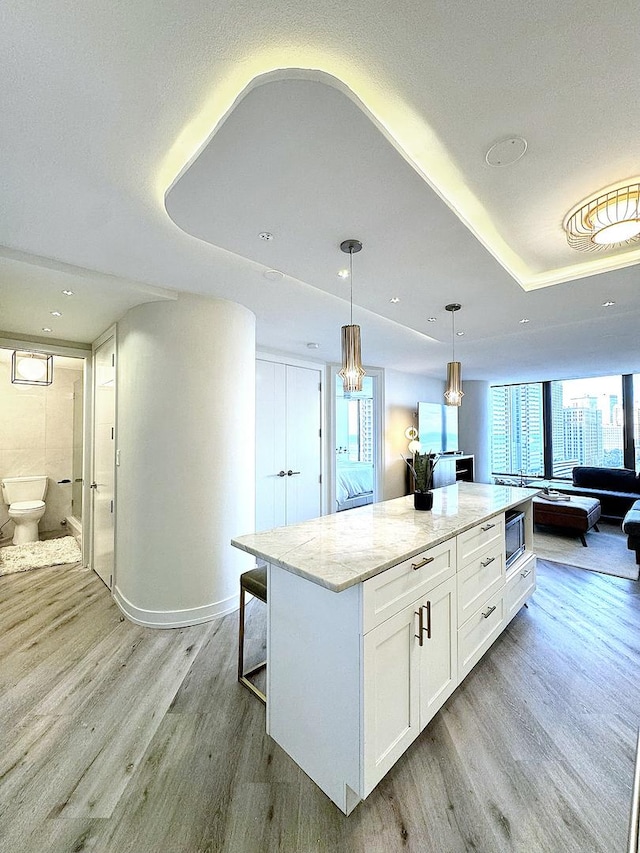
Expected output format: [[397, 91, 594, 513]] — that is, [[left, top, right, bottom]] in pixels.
[[231, 482, 538, 592]]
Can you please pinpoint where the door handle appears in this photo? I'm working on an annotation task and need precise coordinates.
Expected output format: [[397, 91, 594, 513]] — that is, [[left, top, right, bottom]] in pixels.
[[287, 470, 301, 476], [414, 608, 424, 647], [89, 482, 98, 489], [480, 556, 495, 568], [277, 471, 287, 477], [481, 523, 496, 532], [521, 568, 532, 578], [424, 601, 432, 640], [482, 605, 497, 619]]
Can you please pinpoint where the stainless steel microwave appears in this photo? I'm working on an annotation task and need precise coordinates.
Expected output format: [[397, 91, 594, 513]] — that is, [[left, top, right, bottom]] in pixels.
[[505, 509, 525, 569]]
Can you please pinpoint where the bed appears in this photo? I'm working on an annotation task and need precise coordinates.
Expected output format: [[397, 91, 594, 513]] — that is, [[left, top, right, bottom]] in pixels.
[[336, 463, 374, 512]]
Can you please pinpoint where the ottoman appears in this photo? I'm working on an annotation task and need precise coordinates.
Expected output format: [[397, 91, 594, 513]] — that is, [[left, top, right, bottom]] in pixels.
[[533, 494, 601, 547]]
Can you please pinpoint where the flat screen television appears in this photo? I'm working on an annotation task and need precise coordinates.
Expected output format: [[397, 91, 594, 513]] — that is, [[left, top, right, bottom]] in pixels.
[[418, 402, 459, 454]]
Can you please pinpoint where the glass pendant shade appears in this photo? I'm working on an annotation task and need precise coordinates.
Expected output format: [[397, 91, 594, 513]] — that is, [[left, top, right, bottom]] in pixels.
[[11, 350, 54, 386], [339, 238, 365, 394], [444, 361, 463, 406], [444, 302, 463, 406], [339, 324, 365, 393]]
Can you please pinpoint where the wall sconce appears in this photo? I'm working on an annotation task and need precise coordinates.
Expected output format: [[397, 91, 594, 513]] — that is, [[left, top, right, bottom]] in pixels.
[[11, 351, 54, 386]]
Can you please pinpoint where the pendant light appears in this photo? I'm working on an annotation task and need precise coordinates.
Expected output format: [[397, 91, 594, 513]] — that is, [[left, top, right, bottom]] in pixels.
[[444, 303, 463, 406], [11, 350, 54, 386], [338, 239, 365, 394]]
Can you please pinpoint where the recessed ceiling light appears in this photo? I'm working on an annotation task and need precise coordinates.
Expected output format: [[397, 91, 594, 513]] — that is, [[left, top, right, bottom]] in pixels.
[[427, 317, 437, 322], [258, 231, 274, 241], [519, 318, 530, 324], [42, 327, 52, 333], [61, 289, 74, 296], [50, 311, 62, 317], [337, 269, 350, 279], [263, 269, 284, 281], [306, 342, 319, 349], [602, 300, 616, 307], [485, 136, 528, 167], [390, 297, 400, 304], [456, 331, 465, 336]]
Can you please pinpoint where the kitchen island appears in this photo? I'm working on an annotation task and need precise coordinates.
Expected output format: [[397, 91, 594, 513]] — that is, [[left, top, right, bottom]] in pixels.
[[232, 482, 537, 814]]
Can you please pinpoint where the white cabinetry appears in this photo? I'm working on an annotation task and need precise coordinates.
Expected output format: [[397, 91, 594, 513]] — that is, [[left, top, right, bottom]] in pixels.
[[266, 500, 536, 815], [361, 546, 457, 796]]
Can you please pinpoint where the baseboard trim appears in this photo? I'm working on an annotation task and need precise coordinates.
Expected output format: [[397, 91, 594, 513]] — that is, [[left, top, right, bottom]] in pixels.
[[113, 585, 239, 628]]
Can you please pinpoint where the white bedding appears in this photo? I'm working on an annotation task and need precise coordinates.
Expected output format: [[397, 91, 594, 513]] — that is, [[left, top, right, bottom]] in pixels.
[[336, 464, 373, 505]]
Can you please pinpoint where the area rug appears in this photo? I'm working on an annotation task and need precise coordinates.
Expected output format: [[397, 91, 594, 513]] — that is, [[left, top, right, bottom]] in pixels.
[[0, 536, 82, 575], [534, 524, 639, 581]]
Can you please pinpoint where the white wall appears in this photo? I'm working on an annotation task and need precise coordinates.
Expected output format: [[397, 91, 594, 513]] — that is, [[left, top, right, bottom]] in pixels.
[[0, 356, 83, 538], [383, 370, 444, 501], [114, 293, 256, 627], [458, 381, 491, 483]]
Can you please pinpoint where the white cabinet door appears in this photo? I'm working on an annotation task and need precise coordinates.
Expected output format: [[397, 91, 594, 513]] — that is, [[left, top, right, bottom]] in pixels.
[[362, 603, 421, 796], [418, 575, 458, 727]]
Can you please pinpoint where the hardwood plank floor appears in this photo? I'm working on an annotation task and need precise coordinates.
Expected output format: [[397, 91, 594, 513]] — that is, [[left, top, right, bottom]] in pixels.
[[1, 560, 639, 853]]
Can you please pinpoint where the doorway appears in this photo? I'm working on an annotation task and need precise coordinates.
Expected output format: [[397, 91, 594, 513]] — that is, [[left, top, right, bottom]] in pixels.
[[0, 344, 87, 555], [332, 368, 383, 512]]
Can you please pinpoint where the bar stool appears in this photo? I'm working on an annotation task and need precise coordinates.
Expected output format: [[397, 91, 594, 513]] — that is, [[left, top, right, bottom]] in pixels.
[[238, 565, 267, 704]]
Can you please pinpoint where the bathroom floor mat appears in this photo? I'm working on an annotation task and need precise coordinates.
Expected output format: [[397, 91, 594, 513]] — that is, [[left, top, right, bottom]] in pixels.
[[0, 536, 82, 575]]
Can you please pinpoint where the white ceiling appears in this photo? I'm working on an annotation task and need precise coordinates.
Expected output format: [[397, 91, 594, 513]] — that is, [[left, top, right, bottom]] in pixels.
[[1, 0, 639, 384]]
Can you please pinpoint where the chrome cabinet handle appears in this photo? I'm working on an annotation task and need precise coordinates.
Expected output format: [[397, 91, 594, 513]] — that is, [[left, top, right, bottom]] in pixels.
[[411, 556, 435, 571], [480, 556, 495, 568], [481, 523, 496, 532], [482, 605, 497, 619], [287, 470, 301, 476], [521, 568, 532, 578], [277, 471, 287, 477], [415, 608, 424, 646]]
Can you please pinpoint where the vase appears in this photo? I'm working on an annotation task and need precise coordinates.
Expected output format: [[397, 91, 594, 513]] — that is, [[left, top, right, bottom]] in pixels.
[[414, 490, 433, 511]]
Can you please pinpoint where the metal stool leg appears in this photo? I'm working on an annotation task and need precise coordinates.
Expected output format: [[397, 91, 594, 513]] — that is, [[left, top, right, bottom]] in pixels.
[[238, 579, 266, 705]]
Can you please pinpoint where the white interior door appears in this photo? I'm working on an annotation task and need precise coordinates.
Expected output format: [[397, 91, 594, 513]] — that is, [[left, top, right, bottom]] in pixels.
[[255, 358, 322, 532], [91, 333, 116, 588], [285, 365, 321, 524], [256, 360, 287, 532]]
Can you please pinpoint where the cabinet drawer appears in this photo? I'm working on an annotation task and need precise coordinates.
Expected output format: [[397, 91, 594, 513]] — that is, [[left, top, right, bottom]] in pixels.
[[505, 555, 536, 623], [362, 539, 456, 633], [457, 514, 504, 568], [457, 541, 505, 626], [457, 590, 504, 680]]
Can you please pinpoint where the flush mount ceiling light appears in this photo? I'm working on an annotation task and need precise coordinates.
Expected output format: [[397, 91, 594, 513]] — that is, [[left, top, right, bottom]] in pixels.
[[338, 239, 365, 394], [444, 303, 463, 407], [564, 181, 640, 251], [11, 350, 53, 386]]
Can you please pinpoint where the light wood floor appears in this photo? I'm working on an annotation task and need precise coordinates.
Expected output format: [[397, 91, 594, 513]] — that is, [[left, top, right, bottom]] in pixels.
[[1, 559, 639, 853]]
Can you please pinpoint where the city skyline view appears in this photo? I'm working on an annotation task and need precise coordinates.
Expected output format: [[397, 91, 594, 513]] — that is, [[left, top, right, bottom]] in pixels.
[[491, 375, 640, 478]]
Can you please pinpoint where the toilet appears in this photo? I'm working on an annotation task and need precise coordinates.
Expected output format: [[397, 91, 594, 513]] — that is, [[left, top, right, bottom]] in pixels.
[[1, 476, 48, 545]]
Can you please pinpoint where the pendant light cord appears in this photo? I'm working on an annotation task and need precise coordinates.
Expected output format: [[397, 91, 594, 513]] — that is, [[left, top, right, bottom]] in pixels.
[[451, 308, 455, 361], [349, 248, 354, 326]]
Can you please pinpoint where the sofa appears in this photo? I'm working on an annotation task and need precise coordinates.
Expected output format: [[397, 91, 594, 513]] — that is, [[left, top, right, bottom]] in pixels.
[[623, 501, 640, 565], [549, 467, 640, 520]]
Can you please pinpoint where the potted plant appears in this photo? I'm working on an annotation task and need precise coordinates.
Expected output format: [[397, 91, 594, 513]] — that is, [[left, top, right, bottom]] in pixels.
[[406, 451, 439, 510]]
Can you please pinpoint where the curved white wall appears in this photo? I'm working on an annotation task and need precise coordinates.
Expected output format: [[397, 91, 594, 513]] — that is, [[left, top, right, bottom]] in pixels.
[[458, 380, 491, 484], [114, 294, 256, 627]]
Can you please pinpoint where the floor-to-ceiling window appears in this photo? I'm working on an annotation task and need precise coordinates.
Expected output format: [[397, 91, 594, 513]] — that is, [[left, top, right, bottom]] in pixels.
[[634, 375, 640, 472], [490, 382, 544, 478], [491, 374, 635, 479], [550, 375, 623, 476]]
